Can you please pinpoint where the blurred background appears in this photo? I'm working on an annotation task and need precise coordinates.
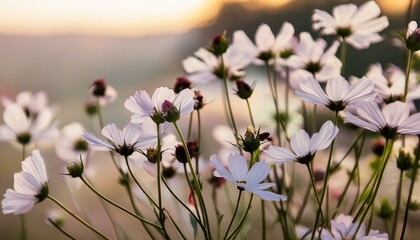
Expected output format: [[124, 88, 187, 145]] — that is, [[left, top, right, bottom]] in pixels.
[[0, 0, 419, 239]]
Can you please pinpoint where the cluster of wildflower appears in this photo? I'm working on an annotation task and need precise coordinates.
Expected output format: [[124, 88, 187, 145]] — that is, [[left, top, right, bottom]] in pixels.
[[1, 1, 420, 239]]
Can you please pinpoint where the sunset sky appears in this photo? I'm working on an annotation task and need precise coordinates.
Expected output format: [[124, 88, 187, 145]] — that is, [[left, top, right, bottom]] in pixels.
[[0, 0, 414, 37]]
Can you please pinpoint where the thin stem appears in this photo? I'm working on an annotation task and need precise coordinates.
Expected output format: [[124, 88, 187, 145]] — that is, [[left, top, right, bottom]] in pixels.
[[224, 191, 242, 240], [48, 195, 111, 240], [261, 200, 266, 240], [187, 112, 193, 140], [183, 163, 202, 223], [47, 218, 78, 240], [295, 181, 312, 224], [124, 157, 158, 208], [391, 170, 404, 240], [20, 215, 26, 240], [340, 41, 347, 76], [307, 164, 325, 240], [166, 209, 187, 240], [402, 51, 414, 102], [173, 122, 211, 239], [95, 97, 105, 129], [228, 194, 255, 240], [196, 109, 202, 175], [265, 62, 281, 143], [246, 99, 255, 129], [80, 176, 162, 229], [400, 137, 420, 240], [155, 123, 166, 227]]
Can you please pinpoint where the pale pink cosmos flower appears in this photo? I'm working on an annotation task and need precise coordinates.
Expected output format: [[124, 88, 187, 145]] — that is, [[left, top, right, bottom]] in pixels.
[[0, 104, 58, 145], [1, 91, 51, 119], [312, 1, 389, 49], [231, 22, 296, 65], [320, 214, 388, 240], [406, 21, 420, 52], [88, 79, 117, 106], [125, 87, 194, 123], [182, 47, 253, 84], [287, 32, 341, 85], [83, 123, 157, 157], [2, 149, 49, 215], [210, 153, 286, 201], [366, 63, 420, 104], [55, 122, 91, 162], [343, 101, 420, 139], [295, 75, 375, 111], [264, 120, 339, 165]]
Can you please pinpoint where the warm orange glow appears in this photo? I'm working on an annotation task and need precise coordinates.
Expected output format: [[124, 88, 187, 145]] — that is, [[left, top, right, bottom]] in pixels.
[[377, 0, 418, 15], [0, 0, 222, 37], [227, 0, 291, 10]]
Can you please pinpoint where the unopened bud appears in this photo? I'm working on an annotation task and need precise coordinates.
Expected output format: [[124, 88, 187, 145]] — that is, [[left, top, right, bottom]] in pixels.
[[174, 77, 192, 93], [90, 79, 107, 97], [162, 100, 180, 122], [406, 21, 420, 52], [67, 159, 84, 178], [396, 148, 413, 171], [235, 80, 253, 99], [376, 198, 394, 220], [210, 32, 228, 56]]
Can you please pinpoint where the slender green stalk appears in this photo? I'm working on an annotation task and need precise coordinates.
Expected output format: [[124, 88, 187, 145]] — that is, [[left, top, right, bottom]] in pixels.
[[295, 182, 312, 224], [95, 97, 105, 129], [124, 157, 158, 208], [400, 137, 420, 240], [261, 200, 266, 240], [264, 62, 281, 142], [165, 209, 187, 240], [47, 218, 78, 240], [391, 170, 404, 240], [79, 177, 161, 229], [246, 99, 255, 129], [155, 123, 166, 227], [187, 112, 194, 140], [340, 41, 347, 75], [182, 163, 202, 223], [196, 109, 202, 175], [173, 122, 211, 239], [402, 51, 414, 102], [227, 194, 255, 240], [307, 164, 325, 240], [20, 215, 26, 240], [224, 191, 243, 239], [48, 195, 111, 240]]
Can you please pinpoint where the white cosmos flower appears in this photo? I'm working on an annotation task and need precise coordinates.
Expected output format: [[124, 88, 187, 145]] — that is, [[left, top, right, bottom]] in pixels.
[[83, 123, 157, 157], [287, 32, 341, 85], [320, 214, 388, 240], [295, 75, 375, 111], [264, 120, 339, 164], [210, 153, 286, 201], [0, 104, 58, 145], [2, 149, 49, 215], [366, 63, 420, 104], [231, 22, 296, 65], [1, 91, 51, 119], [343, 101, 420, 139], [125, 87, 194, 123], [55, 122, 90, 162], [312, 1, 389, 49], [88, 79, 117, 106], [182, 47, 253, 84]]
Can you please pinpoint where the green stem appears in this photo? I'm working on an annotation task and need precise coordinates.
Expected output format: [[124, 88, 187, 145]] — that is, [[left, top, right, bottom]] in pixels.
[[400, 137, 420, 240], [391, 170, 404, 240], [165, 209, 187, 240], [80, 176, 161, 229], [307, 164, 324, 240], [48, 195, 111, 240], [402, 51, 414, 102], [265, 62, 281, 143], [340, 41, 347, 76], [295, 181, 312, 224], [246, 99, 255, 129], [47, 218, 77, 240], [187, 112, 193, 140], [20, 215, 26, 240], [223, 191, 242, 239], [196, 109, 202, 175], [227, 194, 254, 240], [173, 121, 211, 239], [182, 163, 202, 223], [261, 200, 266, 240], [155, 123, 166, 228], [95, 97, 105, 129]]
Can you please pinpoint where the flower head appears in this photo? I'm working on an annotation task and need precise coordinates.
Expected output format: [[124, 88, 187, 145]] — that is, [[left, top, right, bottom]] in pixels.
[[312, 1, 389, 49], [287, 32, 341, 84], [83, 123, 156, 157], [125, 87, 194, 124], [0, 104, 58, 145], [56, 122, 90, 162], [343, 101, 420, 139], [1, 91, 51, 120], [295, 75, 375, 111], [88, 78, 117, 105], [210, 153, 286, 201], [2, 149, 49, 215], [406, 21, 420, 52], [264, 121, 339, 164], [320, 214, 388, 240]]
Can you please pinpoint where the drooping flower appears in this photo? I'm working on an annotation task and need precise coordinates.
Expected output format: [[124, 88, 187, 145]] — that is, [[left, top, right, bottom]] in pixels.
[[125, 87, 194, 124], [287, 32, 341, 85], [55, 122, 90, 162], [182, 47, 253, 84], [343, 101, 420, 139], [295, 75, 375, 111], [231, 22, 296, 65], [210, 153, 286, 201], [366, 63, 420, 104], [0, 104, 58, 145], [264, 120, 339, 164], [312, 1, 389, 49], [83, 123, 156, 157], [406, 21, 420, 52], [2, 149, 49, 215], [89, 78, 117, 106], [320, 214, 388, 240]]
